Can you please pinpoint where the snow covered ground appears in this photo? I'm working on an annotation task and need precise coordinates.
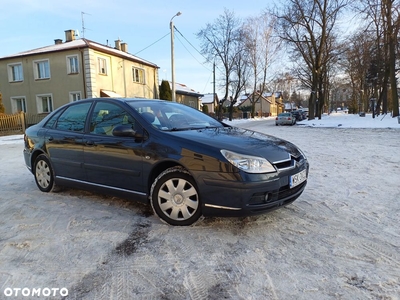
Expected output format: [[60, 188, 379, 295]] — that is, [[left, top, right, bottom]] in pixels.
[[227, 111, 400, 129], [0, 112, 399, 299]]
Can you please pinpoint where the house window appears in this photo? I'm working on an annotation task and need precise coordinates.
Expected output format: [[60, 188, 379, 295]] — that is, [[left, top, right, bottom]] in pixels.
[[132, 67, 145, 83], [34, 59, 50, 79], [98, 58, 107, 75], [188, 100, 196, 108], [36, 95, 53, 113], [11, 97, 27, 113], [8, 63, 23, 82], [67, 55, 79, 74], [69, 92, 82, 102]]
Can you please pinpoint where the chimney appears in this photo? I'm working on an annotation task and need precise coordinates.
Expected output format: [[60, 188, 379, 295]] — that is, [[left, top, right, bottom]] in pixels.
[[65, 30, 75, 42], [121, 43, 128, 52], [115, 39, 121, 50], [54, 39, 63, 45]]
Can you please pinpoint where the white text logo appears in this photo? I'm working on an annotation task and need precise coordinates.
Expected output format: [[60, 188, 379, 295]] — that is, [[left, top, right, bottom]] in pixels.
[[4, 287, 68, 297]]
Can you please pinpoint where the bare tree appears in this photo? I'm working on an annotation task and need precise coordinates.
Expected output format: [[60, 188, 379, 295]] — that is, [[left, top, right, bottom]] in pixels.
[[357, 0, 400, 117], [227, 35, 250, 120], [197, 9, 243, 120], [342, 30, 375, 113], [274, 0, 348, 120], [242, 13, 280, 117]]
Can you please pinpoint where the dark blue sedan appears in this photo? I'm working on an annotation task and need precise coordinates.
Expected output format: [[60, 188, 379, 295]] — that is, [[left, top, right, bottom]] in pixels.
[[23, 98, 309, 225]]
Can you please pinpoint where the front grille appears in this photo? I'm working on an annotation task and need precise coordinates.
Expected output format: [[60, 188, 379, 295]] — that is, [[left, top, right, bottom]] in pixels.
[[273, 155, 304, 171], [274, 160, 292, 170]]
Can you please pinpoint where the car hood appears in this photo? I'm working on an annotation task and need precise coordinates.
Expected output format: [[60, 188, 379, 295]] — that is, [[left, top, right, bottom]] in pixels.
[[166, 127, 302, 163]]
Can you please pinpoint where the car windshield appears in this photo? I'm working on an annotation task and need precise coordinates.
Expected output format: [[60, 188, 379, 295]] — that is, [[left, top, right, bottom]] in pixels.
[[127, 100, 224, 131]]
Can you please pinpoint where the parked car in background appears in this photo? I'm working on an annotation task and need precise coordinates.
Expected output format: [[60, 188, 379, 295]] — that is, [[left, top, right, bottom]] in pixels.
[[23, 98, 309, 226], [300, 110, 308, 120], [291, 109, 309, 121], [291, 110, 304, 121], [276, 112, 296, 126], [299, 108, 309, 118]]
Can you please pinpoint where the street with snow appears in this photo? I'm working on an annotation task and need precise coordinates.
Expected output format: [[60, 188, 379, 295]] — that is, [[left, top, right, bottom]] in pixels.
[[0, 113, 399, 299]]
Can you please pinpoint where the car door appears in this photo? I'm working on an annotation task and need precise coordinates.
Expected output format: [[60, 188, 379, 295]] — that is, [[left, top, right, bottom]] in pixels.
[[83, 101, 145, 193], [44, 101, 92, 181]]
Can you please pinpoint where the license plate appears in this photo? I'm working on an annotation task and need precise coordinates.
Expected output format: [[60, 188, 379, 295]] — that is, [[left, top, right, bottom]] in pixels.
[[289, 169, 307, 188]]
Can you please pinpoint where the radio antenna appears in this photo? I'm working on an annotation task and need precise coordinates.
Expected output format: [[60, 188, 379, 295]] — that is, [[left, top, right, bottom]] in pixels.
[[81, 11, 91, 38]]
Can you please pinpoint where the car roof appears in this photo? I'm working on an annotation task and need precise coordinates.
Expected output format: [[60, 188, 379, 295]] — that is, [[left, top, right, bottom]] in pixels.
[[49, 97, 167, 114], [69, 97, 164, 102], [93, 97, 163, 103]]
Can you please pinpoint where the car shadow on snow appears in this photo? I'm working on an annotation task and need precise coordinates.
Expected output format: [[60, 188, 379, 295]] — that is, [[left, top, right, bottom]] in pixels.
[[51, 187, 154, 218]]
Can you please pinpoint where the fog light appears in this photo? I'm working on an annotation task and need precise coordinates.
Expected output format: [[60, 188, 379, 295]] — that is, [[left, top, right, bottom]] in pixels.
[[264, 193, 269, 201]]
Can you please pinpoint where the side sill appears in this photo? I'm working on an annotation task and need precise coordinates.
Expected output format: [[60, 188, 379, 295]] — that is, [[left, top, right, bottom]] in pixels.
[[56, 176, 147, 196]]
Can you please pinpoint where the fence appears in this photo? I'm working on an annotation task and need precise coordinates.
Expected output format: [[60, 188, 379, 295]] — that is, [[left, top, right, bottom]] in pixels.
[[0, 113, 47, 136]]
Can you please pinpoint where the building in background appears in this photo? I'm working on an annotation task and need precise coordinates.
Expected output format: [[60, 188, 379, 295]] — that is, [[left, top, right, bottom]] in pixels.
[[238, 92, 284, 117], [169, 82, 204, 110], [200, 93, 218, 113], [0, 30, 159, 114]]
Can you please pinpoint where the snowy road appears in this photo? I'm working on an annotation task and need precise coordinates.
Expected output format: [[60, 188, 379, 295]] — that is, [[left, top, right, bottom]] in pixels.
[[0, 118, 399, 299]]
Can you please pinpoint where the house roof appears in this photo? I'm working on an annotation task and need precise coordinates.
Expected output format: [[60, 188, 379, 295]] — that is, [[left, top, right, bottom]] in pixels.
[[200, 93, 217, 104], [238, 92, 273, 106], [169, 81, 204, 97], [0, 38, 159, 68]]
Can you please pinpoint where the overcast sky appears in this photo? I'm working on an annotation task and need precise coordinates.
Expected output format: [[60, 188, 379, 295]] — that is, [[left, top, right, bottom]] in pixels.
[[0, 0, 275, 95]]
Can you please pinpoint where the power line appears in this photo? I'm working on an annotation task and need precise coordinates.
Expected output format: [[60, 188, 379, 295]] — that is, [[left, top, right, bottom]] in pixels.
[[202, 71, 213, 94], [174, 26, 217, 93], [174, 30, 212, 72], [134, 32, 170, 56], [175, 26, 224, 74], [132, 26, 216, 93], [174, 27, 208, 63]]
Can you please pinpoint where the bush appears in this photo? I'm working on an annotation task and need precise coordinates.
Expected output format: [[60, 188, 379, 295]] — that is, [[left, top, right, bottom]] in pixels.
[[159, 80, 172, 101]]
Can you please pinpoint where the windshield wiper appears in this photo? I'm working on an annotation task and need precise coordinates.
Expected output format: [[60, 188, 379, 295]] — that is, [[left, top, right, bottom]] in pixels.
[[169, 127, 190, 131], [169, 126, 220, 132]]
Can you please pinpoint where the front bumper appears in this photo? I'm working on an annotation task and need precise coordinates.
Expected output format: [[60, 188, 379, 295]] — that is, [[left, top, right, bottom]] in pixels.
[[23, 148, 32, 172], [195, 163, 309, 217]]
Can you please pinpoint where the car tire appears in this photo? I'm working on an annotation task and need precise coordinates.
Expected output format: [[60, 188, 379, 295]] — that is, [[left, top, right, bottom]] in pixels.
[[150, 167, 202, 226], [34, 154, 58, 193]]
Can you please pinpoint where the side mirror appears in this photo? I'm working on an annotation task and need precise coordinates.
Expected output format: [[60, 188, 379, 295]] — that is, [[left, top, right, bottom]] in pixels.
[[112, 125, 144, 139]]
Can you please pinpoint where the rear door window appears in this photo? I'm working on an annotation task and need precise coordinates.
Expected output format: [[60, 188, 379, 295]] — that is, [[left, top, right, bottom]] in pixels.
[[55, 102, 92, 132]]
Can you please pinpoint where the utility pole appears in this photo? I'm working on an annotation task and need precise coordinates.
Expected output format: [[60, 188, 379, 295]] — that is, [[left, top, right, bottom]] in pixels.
[[170, 12, 182, 102], [213, 61, 216, 109]]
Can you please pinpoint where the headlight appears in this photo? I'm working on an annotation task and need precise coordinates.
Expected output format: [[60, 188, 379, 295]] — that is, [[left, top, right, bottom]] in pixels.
[[220, 150, 276, 173], [297, 147, 307, 160]]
